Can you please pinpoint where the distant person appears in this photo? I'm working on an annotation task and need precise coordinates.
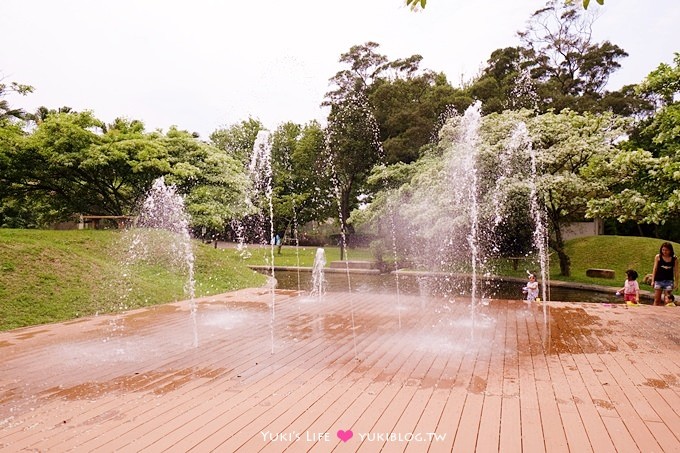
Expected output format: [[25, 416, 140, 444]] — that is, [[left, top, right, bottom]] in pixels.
[[651, 242, 679, 306], [616, 269, 640, 305], [522, 273, 539, 302]]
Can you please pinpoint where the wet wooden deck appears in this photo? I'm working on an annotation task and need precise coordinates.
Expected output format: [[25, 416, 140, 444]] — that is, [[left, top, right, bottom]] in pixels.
[[2, 288, 680, 452]]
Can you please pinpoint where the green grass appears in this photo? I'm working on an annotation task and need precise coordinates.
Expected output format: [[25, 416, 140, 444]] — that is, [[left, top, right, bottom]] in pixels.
[[248, 236, 671, 292], [0, 230, 673, 331], [240, 245, 374, 267], [557, 235, 672, 291], [0, 229, 266, 331]]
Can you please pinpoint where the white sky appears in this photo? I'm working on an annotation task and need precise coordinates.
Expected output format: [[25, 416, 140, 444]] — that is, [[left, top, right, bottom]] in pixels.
[[2, 0, 678, 138]]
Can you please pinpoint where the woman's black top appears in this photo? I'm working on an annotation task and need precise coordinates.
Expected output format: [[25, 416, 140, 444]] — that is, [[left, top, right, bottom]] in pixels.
[[655, 255, 676, 281]]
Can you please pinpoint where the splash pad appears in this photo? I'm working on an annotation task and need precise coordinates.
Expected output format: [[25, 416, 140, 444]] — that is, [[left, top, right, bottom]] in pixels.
[[2, 287, 679, 451]]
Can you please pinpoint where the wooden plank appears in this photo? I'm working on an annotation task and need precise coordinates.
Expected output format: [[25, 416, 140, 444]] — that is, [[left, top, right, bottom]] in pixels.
[[525, 306, 570, 452], [3, 293, 680, 452], [515, 303, 547, 453]]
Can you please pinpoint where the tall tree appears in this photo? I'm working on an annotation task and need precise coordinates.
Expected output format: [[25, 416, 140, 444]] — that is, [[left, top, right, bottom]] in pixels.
[[468, 46, 538, 115], [371, 70, 472, 164], [270, 121, 335, 245], [468, 1, 645, 117], [324, 41, 469, 247], [323, 42, 389, 245], [519, 0, 628, 113], [161, 127, 252, 232]]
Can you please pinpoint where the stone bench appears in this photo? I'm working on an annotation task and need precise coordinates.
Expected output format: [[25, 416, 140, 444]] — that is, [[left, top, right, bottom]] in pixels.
[[586, 268, 615, 279]]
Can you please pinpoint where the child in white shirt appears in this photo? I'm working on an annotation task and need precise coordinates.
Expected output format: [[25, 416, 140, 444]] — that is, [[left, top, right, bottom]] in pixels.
[[523, 273, 539, 302], [616, 269, 640, 305]]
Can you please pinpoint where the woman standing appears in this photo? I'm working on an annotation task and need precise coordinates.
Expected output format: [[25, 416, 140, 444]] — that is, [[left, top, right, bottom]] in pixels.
[[651, 242, 679, 306]]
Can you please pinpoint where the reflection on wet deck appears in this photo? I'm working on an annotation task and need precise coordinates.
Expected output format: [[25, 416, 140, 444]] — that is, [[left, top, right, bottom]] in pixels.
[[1, 288, 680, 451]]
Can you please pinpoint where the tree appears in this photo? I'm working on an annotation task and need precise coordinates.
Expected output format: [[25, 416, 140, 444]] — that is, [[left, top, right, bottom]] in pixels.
[[160, 127, 252, 232], [468, 46, 538, 115], [353, 108, 626, 277], [371, 70, 472, 164], [586, 53, 680, 236], [325, 88, 381, 249], [209, 118, 264, 165], [0, 111, 250, 229], [270, 121, 335, 246], [467, 1, 643, 117], [324, 41, 469, 251], [323, 43, 390, 248], [519, 1, 627, 113], [0, 79, 33, 122]]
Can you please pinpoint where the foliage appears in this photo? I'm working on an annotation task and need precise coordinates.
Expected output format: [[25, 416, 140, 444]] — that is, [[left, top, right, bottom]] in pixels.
[[585, 149, 678, 224], [353, 108, 627, 276], [580, 0, 604, 7], [323, 41, 469, 243], [209, 118, 264, 165], [405, 0, 426, 10], [323, 43, 386, 238], [587, 53, 680, 228], [371, 71, 472, 164], [468, 1, 646, 117], [629, 53, 680, 158], [636, 52, 680, 106], [0, 112, 250, 230], [270, 121, 335, 240], [162, 127, 252, 231], [0, 79, 34, 122], [523, 109, 627, 275]]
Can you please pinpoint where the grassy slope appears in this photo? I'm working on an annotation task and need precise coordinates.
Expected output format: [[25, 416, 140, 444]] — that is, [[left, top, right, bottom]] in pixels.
[[559, 235, 674, 290], [0, 230, 674, 331], [0, 229, 265, 331]]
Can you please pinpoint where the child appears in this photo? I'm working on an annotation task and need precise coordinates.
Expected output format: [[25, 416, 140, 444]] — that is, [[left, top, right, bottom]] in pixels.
[[665, 293, 676, 307], [523, 273, 539, 302], [616, 269, 640, 305]]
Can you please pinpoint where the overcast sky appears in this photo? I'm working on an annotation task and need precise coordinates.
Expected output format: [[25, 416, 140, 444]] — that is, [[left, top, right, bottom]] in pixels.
[[2, 0, 678, 138]]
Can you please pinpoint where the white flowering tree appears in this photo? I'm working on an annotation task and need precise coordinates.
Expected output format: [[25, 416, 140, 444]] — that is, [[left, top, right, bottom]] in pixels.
[[353, 108, 626, 276]]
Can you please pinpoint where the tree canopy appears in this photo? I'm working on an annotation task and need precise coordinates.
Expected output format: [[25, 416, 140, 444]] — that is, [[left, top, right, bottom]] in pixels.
[[0, 111, 250, 230], [467, 1, 643, 117], [586, 53, 680, 233]]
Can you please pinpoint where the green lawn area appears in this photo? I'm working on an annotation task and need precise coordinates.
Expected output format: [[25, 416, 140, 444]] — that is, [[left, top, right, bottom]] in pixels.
[[0, 229, 265, 331], [240, 244, 373, 267], [0, 229, 675, 331], [246, 235, 673, 292]]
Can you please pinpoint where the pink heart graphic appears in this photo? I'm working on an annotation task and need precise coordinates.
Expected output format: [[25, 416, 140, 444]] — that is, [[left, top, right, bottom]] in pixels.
[[337, 429, 353, 442]]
